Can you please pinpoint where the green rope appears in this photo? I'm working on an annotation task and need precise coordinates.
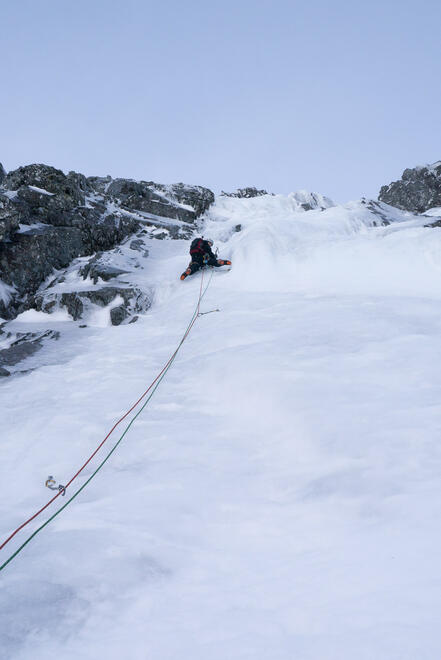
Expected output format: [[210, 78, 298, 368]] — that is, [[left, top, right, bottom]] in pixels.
[[0, 270, 214, 572]]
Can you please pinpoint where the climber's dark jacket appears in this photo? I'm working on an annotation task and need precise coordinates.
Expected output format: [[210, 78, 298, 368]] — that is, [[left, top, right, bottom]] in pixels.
[[190, 238, 215, 260]]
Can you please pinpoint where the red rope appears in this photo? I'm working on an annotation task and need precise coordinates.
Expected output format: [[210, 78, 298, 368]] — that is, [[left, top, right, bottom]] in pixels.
[[0, 271, 206, 552]]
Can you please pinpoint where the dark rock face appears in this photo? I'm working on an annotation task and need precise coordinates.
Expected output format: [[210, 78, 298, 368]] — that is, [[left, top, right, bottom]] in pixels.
[[5, 164, 86, 214], [0, 162, 214, 319], [104, 179, 196, 223], [63, 206, 140, 251], [86, 175, 112, 195], [221, 187, 272, 199], [379, 161, 441, 213], [0, 194, 20, 241], [0, 225, 85, 317]]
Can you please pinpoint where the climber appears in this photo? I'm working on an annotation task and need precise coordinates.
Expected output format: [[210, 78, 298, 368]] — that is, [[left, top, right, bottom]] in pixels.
[[180, 238, 231, 280]]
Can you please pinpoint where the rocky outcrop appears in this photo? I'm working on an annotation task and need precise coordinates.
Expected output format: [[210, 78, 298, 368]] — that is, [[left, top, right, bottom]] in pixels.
[[221, 187, 272, 199], [379, 161, 441, 213], [150, 182, 215, 217], [34, 286, 150, 326], [129, 238, 149, 257], [103, 179, 195, 224], [0, 329, 60, 376], [0, 163, 6, 185], [0, 194, 20, 241], [0, 225, 85, 318], [0, 162, 214, 319], [359, 199, 393, 225], [289, 190, 335, 212], [4, 164, 87, 208], [79, 252, 129, 284], [87, 179, 214, 223]]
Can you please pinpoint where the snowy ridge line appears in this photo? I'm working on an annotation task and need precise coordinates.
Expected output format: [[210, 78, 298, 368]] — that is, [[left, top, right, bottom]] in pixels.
[[0, 271, 212, 572]]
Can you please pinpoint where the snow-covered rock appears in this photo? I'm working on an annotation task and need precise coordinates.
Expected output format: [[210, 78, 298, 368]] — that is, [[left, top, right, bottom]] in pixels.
[[0, 328, 59, 377], [379, 160, 441, 212], [0, 162, 215, 319], [421, 206, 441, 222], [221, 186, 272, 198]]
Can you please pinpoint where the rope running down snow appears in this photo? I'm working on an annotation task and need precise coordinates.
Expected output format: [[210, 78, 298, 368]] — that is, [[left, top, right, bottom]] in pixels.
[[0, 268, 214, 572]]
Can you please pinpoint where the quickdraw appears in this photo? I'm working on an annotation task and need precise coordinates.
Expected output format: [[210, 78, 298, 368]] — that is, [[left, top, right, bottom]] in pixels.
[[45, 476, 66, 496]]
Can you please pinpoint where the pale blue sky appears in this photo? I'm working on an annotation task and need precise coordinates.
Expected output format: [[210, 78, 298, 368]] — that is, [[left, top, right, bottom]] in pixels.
[[1, 0, 440, 201]]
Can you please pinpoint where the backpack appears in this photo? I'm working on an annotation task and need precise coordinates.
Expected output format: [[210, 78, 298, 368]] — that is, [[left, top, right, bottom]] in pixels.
[[190, 238, 205, 255]]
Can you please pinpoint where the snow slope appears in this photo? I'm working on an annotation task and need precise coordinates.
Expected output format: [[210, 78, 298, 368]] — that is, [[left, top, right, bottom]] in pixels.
[[1, 194, 441, 659]]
